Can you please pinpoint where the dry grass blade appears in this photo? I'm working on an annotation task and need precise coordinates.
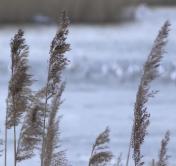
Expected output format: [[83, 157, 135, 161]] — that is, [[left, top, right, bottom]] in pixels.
[[43, 84, 67, 166], [131, 21, 170, 166], [88, 127, 113, 166], [157, 131, 170, 166], [16, 96, 45, 162]]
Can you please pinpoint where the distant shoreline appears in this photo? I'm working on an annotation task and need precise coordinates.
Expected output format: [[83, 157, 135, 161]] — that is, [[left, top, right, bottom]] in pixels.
[[0, 0, 175, 23]]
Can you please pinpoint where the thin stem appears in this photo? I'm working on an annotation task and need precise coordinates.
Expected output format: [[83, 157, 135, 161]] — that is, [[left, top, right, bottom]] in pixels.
[[12, 93, 17, 166], [41, 63, 51, 166], [126, 133, 132, 166], [4, 111, 7, 166], [11, 59, 16, 166], [14, 124, 17, 166], [41, 96, 48, 166], [88, 144, 95, 166], [126, 120, 134, 166]]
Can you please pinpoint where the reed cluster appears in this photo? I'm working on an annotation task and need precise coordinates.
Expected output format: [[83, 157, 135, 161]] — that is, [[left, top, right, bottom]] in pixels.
[[0, 12, 173, 166]]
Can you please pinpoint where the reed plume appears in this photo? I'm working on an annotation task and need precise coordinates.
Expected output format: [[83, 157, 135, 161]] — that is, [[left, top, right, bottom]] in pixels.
[[6, 29, 33, 128], [43, 84, 67, 166], [45, 11, 70, 99], [6, 29, 33, 166], [16, 95, 44, 162], [131, 21, 170, 166], [157, 131, 170, 166], [41, 11, 70, 166], [88, 127, 113, 166]]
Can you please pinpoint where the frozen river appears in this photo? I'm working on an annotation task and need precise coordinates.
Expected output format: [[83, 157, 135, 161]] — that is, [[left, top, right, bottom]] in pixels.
[[0, 6, 176, 166]]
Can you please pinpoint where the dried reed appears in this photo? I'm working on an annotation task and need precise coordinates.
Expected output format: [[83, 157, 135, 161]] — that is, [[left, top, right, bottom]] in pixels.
[[16, 95, 44, 162], [40, 11, 70, 166], [43, 84, 67, 166], [131, 21, 170, 166], [157, 131, 170, 166], [88, 127, 113, 166], [6, 29, 33, 166]]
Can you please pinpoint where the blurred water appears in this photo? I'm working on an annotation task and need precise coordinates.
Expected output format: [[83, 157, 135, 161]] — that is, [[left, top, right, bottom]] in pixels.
[[1, 7, 176, 166]]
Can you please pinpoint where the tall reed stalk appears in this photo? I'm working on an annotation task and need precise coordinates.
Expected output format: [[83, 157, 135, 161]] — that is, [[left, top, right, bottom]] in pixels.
[[4, 107, 7, 166], [6, 29, 33, 166], [40, 12, 70, 166], [126, 21, 170, 166]]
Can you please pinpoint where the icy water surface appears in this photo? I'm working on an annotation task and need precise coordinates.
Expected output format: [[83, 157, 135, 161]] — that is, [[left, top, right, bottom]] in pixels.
[[1, 7, 176, 166]]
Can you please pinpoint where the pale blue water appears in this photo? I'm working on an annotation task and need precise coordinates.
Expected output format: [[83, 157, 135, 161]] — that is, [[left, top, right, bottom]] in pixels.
[[1, 6, 176, 166]]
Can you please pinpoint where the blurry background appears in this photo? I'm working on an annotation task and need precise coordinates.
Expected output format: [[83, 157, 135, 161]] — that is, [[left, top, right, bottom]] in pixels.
[[0, 1, 176, 166], [0, 0, 176, 23]]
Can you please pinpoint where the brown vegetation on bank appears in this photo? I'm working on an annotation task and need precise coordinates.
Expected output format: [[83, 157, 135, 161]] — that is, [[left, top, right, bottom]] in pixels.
[[0, 0, 176, 23], [0, 0, 137, 23], [146, 0, 176, 6]]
